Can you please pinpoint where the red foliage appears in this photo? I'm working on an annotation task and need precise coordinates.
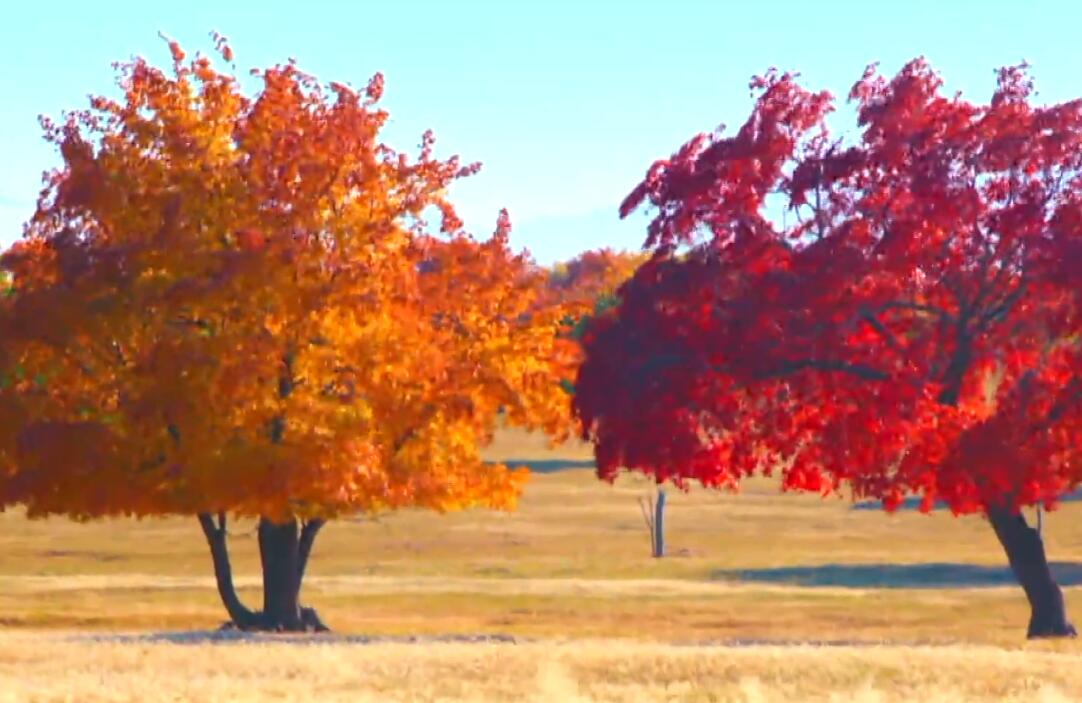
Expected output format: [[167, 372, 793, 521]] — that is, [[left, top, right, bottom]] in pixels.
[[576, 59, 1082, 516]]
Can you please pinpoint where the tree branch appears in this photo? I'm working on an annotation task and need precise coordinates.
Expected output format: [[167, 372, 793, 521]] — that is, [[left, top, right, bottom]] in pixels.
[[859, 308, 905, 354], [297, 518, 326, 583], [977, 279, 1027, 330], [936, 326, 973, 407], [767, 358, 890, 381], [1043, 377, 1082, 427], [198, 512, 220, 540], [874, 300, 954, 323], [197, 511, 261, 630], [392, 403, 440, 453]]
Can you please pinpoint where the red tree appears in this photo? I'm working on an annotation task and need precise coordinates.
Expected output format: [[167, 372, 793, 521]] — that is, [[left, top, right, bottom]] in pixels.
[[573, 59, 1082, 638]]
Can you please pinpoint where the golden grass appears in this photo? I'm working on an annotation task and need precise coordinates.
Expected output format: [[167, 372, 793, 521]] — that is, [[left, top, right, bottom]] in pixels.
[[4, 428, 1082, 699], [0, 632, 1080, 702]]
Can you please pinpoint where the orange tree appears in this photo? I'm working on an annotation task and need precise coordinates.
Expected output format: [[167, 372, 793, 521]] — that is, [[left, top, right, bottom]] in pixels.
[[574, 60, 1082, 638], [536, 250, 646, 403], [543, 249, 648, 310], [0, 37, 577, 631]]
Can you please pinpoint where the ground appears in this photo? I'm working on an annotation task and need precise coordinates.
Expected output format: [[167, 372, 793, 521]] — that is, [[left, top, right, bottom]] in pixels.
[[2, 429, 1082, 701]]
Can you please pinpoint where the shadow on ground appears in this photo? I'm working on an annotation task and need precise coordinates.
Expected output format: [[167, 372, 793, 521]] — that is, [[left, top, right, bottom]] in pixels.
[[713, 562, 1082, 588], [493, 459, 596, 474], [852, 489, 1082, 511], [69, 631, 519, 646], [63, 631, 930, 649]]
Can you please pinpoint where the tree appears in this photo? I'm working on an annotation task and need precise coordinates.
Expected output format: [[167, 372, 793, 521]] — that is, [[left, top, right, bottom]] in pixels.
[[543, 249, 648, 309], [638, 487, 667, 558], [538, 248, 672, 555], [574, 59, 1082, 638], [0, 36, 578, 631]]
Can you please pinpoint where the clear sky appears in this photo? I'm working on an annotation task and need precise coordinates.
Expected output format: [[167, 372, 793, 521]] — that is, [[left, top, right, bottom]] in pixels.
[[2, 0, 1079, 264]]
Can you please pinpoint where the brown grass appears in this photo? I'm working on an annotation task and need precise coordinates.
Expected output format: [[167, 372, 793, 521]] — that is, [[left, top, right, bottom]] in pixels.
[[3, 428, 1082, 699], [0, 632, 1080, 702]]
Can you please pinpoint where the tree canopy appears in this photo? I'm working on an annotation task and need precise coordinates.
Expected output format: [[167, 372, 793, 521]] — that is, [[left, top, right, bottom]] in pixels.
[[543, 248, 648, 310], [573, 59, 1082, 636], [577, 59, 1082, 511], [0, 37, 578, 523]]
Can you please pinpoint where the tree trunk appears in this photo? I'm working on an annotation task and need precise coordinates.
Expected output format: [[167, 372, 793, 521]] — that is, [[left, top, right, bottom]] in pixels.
[[197, 513, 329, 632], [297, 519, 321, 578], [653, 489, 667, 558], [258, 517, 304, 631], [987, 505, 1076, 639], [296, 518, 329, 631], [198, 513, 262, 630]]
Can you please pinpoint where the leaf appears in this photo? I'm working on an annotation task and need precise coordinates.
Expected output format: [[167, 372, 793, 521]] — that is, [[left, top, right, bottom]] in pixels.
[[577, 58, 1082, 517], [0, 38, 575, 522]]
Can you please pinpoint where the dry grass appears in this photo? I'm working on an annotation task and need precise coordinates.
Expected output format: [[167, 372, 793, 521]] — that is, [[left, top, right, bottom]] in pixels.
[[0, 631, 1080, 702], [4, 428, 1082, 699], [3, 428, 1082, 644]]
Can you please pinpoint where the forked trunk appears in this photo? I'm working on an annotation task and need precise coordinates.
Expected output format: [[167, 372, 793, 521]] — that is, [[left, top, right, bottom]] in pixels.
[[987, 505, 1076, 639], [198, 513, 262, 630], [198, 512, 328, 632]]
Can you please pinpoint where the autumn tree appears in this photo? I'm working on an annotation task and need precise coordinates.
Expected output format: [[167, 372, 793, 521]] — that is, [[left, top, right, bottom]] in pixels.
[[0, 36, 577, 631], [541, 248, 670, 555], [543, 248, 647, 310], [574, 60, 1082, 637]]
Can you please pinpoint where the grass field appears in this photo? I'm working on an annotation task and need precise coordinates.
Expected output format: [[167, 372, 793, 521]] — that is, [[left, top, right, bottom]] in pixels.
[[3, 633, 1082, 702], [3, 429, 1082, 701]]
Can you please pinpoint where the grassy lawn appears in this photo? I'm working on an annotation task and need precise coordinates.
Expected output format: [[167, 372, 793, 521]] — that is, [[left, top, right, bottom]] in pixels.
[[2, 429, 1081, 645], [2, 429, 1082, 700]]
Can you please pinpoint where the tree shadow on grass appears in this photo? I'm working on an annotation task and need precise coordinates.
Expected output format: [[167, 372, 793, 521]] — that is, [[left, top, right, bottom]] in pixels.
[[68, 630, 909, 649], [65, 630, 931, 648], [713, 562, 1082, 589], [491, 459, 595, 474], [69, 631, 519, 646], [852, 489, 1082, 511]]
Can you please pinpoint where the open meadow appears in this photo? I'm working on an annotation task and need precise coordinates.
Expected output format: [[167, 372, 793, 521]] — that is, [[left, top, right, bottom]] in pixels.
[[5, 2, 1082, 700], [2, 430, 1082, 701]]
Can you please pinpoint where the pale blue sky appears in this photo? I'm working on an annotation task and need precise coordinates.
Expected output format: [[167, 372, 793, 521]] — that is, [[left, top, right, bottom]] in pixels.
[[1, 1, 1078, 263]]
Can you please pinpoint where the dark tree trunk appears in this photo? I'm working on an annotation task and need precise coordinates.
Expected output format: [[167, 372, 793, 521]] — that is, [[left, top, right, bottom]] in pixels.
[[987, 505, 1077, 639], [296, 518, 328, 631], [197, 513, 329, 632], [258, 517, 304, 631], [198, 512, 262, 630], [297, 518, 324, 584]]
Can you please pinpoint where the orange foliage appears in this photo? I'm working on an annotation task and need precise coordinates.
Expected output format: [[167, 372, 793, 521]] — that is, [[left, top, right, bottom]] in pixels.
[[0, 40, 577, 522], [543, 249, 647, 308]]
